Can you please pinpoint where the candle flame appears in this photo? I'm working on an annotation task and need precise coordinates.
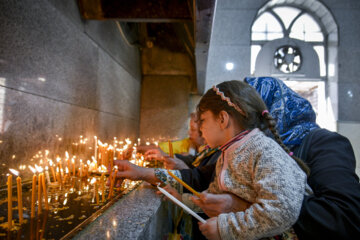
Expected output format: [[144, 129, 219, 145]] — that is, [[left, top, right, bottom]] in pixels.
[[45, 166, 49, 170], [29, 165, 37, 174], [65, 151, 69, 159], [49, 160, 53, 167], [56, 156, 61, 162], [35, 164, 43, 173], [90, 178, 96, 185], [45, 150, 49, 156], [9, 168, 19, 176], [65, 167, 69, 173], [87, 160, 91, 165], [146, 141, 150, 146]]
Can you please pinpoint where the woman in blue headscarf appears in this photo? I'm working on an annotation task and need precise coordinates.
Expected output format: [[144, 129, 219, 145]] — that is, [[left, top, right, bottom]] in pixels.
[[244, 76, 319, 149], [195, 77, 360, 239]]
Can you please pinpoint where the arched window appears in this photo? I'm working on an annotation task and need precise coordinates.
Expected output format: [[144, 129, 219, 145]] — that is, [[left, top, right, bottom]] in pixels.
[[251, 6, 326, 77]]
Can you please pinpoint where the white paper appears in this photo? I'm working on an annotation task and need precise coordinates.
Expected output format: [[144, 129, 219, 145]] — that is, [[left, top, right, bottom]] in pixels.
[[157, 185, 206, 223]]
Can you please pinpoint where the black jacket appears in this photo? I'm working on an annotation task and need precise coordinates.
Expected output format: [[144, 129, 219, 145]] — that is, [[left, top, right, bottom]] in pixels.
[[293, 129, 360, 239]]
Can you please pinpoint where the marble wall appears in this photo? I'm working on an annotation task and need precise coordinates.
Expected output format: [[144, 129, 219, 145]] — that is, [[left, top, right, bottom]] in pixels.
[[0, 0, 141, 183]]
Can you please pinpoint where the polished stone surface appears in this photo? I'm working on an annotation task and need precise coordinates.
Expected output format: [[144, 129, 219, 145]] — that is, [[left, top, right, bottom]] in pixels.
[[140, 75, 191, 140], [338, 121, 360, 177], [73, 182, 172, 240], [206, 45, 251, 89], [338, 82, 360, 121], [0, 0, 141, 184], [211, 9, 257, 46]]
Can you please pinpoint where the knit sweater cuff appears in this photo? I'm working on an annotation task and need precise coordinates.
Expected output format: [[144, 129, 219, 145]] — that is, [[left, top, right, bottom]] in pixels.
[[218, 213, 232, 240], [182, 193, 203, 212]]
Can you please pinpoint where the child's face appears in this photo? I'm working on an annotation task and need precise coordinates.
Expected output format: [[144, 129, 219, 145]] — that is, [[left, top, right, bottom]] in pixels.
[[199, 110, 226, 148]]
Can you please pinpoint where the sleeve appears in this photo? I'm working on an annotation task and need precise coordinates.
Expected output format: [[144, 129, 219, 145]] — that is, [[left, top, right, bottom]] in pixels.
[[154, 168, 183, 193], [293, 129, 360, 239], [179, 151, 220, 192], [217, 151, 306, 240]]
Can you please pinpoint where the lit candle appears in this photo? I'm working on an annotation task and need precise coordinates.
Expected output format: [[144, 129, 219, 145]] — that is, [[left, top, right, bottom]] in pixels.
[[41, 172, 49, 210], [94, 136, 98, 162], [56, 167, 63, 189], [10, 169, 23, 224], [44, 166, 51, 184], [63, 167, 69, 183], [29, 166, 37, 218], [7, 173, 13, 229], [100, 173, 105, 202], [80, 160, 83, 178], [65, 151, 70, 171], [37, 172, 43, 215], [49, 160, 56, 182], [72, 158, 76, 176], [108, 166, 118, 199]]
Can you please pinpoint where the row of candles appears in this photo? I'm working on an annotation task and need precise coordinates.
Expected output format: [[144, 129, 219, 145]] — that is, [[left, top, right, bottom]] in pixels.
[[4, 136, 160, 230]]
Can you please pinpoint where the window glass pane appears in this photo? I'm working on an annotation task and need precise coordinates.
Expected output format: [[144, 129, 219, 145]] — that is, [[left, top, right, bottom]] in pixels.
[[252, 12, 282, 32], [251, 45, 262, 75], [290, 13, 323, 42], [314, 46, 326, 76], [267, 32, 284, 40], [252, 32, 266, 41], [273, 6, 301, 30]]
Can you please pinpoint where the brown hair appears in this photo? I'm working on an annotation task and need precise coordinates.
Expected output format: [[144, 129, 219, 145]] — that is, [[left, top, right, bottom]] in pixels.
[[197, 80, 310, 176]]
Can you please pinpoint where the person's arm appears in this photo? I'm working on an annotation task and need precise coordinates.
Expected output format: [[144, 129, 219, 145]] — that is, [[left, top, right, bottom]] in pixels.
[[293, 129, 360, 239]]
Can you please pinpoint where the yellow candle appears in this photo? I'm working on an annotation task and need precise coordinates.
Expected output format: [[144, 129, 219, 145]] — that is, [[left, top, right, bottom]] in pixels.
[[95, 179, 99, 205], [41, 173, 49, 210], [108, 172, 114, 199], [7, 174, 12, 229], [168, 140, 173, 158], [100, 173, 105, 202], [167, 170, 200, 197], [29, 166, 37, 218], [17, 176, 23, 224], [49, 161, 56, 182], [37, 173, 43, 215], [72, 158, 75, 176]]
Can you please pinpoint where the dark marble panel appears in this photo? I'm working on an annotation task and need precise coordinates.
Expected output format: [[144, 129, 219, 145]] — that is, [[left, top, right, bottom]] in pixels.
[[0, 86, 138, 185], [0, 0, 99, 109], [97, 50, 141, 120], [338, 82, 360, 121], [140, 76, 191, 140], [73, 183, 171, 240], [211, 9, 255, 46], [47, 0, 85, 31], [84, 20, 141, 80]]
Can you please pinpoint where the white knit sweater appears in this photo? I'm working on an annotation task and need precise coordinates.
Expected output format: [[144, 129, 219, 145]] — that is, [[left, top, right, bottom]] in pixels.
[[196, 129, 307, 240]]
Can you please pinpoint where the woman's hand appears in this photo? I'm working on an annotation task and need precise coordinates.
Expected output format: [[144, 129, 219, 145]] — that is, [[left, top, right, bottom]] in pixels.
[[191, 192, 251, 217], [156, 184, 182, 201], [113, 160, 159, 185], [144, 149, 165, 161], [163, 157, 189, 170], [198, 217, 221, 240]]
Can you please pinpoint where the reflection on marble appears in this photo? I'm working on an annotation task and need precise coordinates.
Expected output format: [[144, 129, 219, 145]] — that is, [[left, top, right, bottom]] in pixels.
[[73, 183, 171, 240], [0, 86, 139, 184], [0, 0, 141, 185]]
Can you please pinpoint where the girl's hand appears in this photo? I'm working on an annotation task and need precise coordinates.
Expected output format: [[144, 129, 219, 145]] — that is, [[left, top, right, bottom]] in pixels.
[[191, 192, 251, 217], [156, 184, 182, 201], [198, 217, 221, 240]]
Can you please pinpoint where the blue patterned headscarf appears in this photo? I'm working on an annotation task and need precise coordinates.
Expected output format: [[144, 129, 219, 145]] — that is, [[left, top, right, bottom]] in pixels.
[[244, 76, 319, 149]]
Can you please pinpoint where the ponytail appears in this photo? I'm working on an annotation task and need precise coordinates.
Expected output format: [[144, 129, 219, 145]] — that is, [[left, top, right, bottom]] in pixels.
[[262, 111, 310, 176]]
